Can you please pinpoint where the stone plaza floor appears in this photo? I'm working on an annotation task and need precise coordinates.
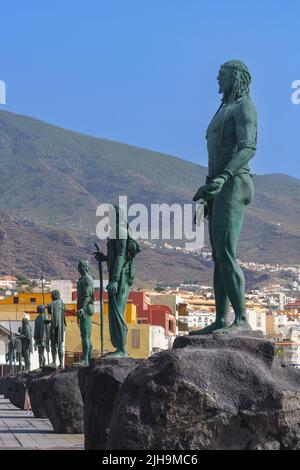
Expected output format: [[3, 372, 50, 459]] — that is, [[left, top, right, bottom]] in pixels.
[[0, 395, 84, 450]]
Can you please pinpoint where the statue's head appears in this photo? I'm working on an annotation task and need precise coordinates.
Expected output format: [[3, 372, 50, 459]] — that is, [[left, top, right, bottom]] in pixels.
[[37, 304, 45, 314], [106, 202, 128, 239], [22, 317, 29, 327], [218, 60, 251, 101], [51, 290, 60, 301], [78, 260, 92, 276]]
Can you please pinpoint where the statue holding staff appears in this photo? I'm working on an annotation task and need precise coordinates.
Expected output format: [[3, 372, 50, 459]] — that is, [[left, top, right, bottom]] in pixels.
[[94, 204, 141, 357], [47, 290, 66, 368], [19, 317, 33, 371], [34, 305, 49, 368]]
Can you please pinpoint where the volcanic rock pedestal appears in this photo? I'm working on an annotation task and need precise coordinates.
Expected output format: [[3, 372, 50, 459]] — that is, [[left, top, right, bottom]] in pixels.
[[1, 375, 15, 399], [78, 357, 141, 449], [27, 368, 58, 418], [43, 367, 84, 433], [107, 332, 300, 450], [8, 372, 28, 409]]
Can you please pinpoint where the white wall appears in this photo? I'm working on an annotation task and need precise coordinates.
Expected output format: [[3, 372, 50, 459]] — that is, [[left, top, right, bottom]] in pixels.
[[246, 310, 267, 333], [50, 280, 73, 303], [150, 325, 168, 353], [0, 321, 40, 370]]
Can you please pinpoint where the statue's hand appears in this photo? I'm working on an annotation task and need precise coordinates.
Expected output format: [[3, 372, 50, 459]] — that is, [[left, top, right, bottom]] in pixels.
[[193, 184, 211, 202], [94, 251, 107, 263], [77, 308, 85, 318], [107, 281, 118, 296], [204, 177, 226, 199]]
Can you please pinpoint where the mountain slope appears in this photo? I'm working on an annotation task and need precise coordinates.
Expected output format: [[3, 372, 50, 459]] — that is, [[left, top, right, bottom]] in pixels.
[[0, 109, 299, 282]]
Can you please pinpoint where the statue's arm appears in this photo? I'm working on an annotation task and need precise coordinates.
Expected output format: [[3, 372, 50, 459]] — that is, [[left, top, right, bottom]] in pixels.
[[223, 100, 257, 177], [47, 303, 52, 316]]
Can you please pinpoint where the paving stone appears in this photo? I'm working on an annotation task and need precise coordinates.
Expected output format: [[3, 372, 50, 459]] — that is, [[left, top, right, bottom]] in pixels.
[[0, 395, 84, 449]]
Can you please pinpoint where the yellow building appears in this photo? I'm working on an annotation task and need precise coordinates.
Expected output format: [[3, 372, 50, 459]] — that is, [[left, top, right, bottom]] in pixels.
[[0, 293, 157, 360], [0, 292, 52, 320], [64, 312, 150, 360], [29, 301, 151, 360]]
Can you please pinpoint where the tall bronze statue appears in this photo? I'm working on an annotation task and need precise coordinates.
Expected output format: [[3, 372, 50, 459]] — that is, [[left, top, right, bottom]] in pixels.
[[34, 305, 49, 368], [19, 318, 33, 371], [95, 204, 141, 356], [47, 290, 66, 368], [192, 60, 257, 334], [77, 261, 95, 365], [7, 334, 16, 373], [15, 334, 22, 371]]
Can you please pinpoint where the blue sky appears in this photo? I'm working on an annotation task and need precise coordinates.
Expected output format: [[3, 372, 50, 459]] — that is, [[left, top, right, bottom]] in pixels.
[[0, 0, 300, 176]]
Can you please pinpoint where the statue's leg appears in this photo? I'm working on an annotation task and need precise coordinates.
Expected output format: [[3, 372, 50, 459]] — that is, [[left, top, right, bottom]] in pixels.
[[86, 317, 93, 361], [50, 328, 58, 365], [58, 344, 64, 367], [38, 346, 43, 368], [107, 282, 129, 355], [213, 175, 254, 328], [41, 346, 45, 367], [210, 209, 230, 327], [51, 343, 57, 365], [24, 351, 29, 371], [80, 317, 92, 363], [116, 283, 130, 354], [190, 210, 229, 335]]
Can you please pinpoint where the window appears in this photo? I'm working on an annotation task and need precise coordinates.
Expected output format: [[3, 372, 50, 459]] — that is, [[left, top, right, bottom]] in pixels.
[[132, 329, 140, 348]]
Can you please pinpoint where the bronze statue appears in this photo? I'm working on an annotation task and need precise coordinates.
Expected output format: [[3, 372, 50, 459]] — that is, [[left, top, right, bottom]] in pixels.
[[192, 60, 257, 334], [47, 290, 66, 368], [94, 204, 141, 356], [19, 318, 33, 371], [34, 305, 49, 368], [77, 260, 95, 365], [7, 334, 16, 374]]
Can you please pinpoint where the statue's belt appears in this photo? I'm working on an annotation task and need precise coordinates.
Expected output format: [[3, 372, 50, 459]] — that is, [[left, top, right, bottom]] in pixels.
[[206, 172, 252, 184]]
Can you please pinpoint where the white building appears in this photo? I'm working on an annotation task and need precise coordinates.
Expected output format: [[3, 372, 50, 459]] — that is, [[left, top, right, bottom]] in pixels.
[[187, 311, 216, 330], [0, 276, 17, 290], [50, 280, 73, 303], [150, 326, 169, 354], [0, 320, 40, 371], [246, 310, 267, 334]]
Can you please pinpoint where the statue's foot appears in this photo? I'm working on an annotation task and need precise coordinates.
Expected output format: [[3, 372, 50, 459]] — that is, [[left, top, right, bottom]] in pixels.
[[216, 318, 252, 334], [46, 362, 57, 369], [105, 349, 128, 357], [72, 360, 89, 366], [189, 320, 228, 335]]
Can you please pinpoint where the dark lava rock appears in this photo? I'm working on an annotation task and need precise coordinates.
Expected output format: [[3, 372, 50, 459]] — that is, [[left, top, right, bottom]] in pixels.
[[0, 377, 5, 394], [78, 357, 141, 449], [44, 369, 84, 433], [8, 372, 28, 409], [27, 368, 58, 418], [1, 375, 15, 399], [107, 333, 300, 450]]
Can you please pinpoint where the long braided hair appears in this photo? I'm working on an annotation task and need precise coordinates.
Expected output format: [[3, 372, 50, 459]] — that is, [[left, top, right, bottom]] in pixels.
[[222, 60, 251, 101]]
